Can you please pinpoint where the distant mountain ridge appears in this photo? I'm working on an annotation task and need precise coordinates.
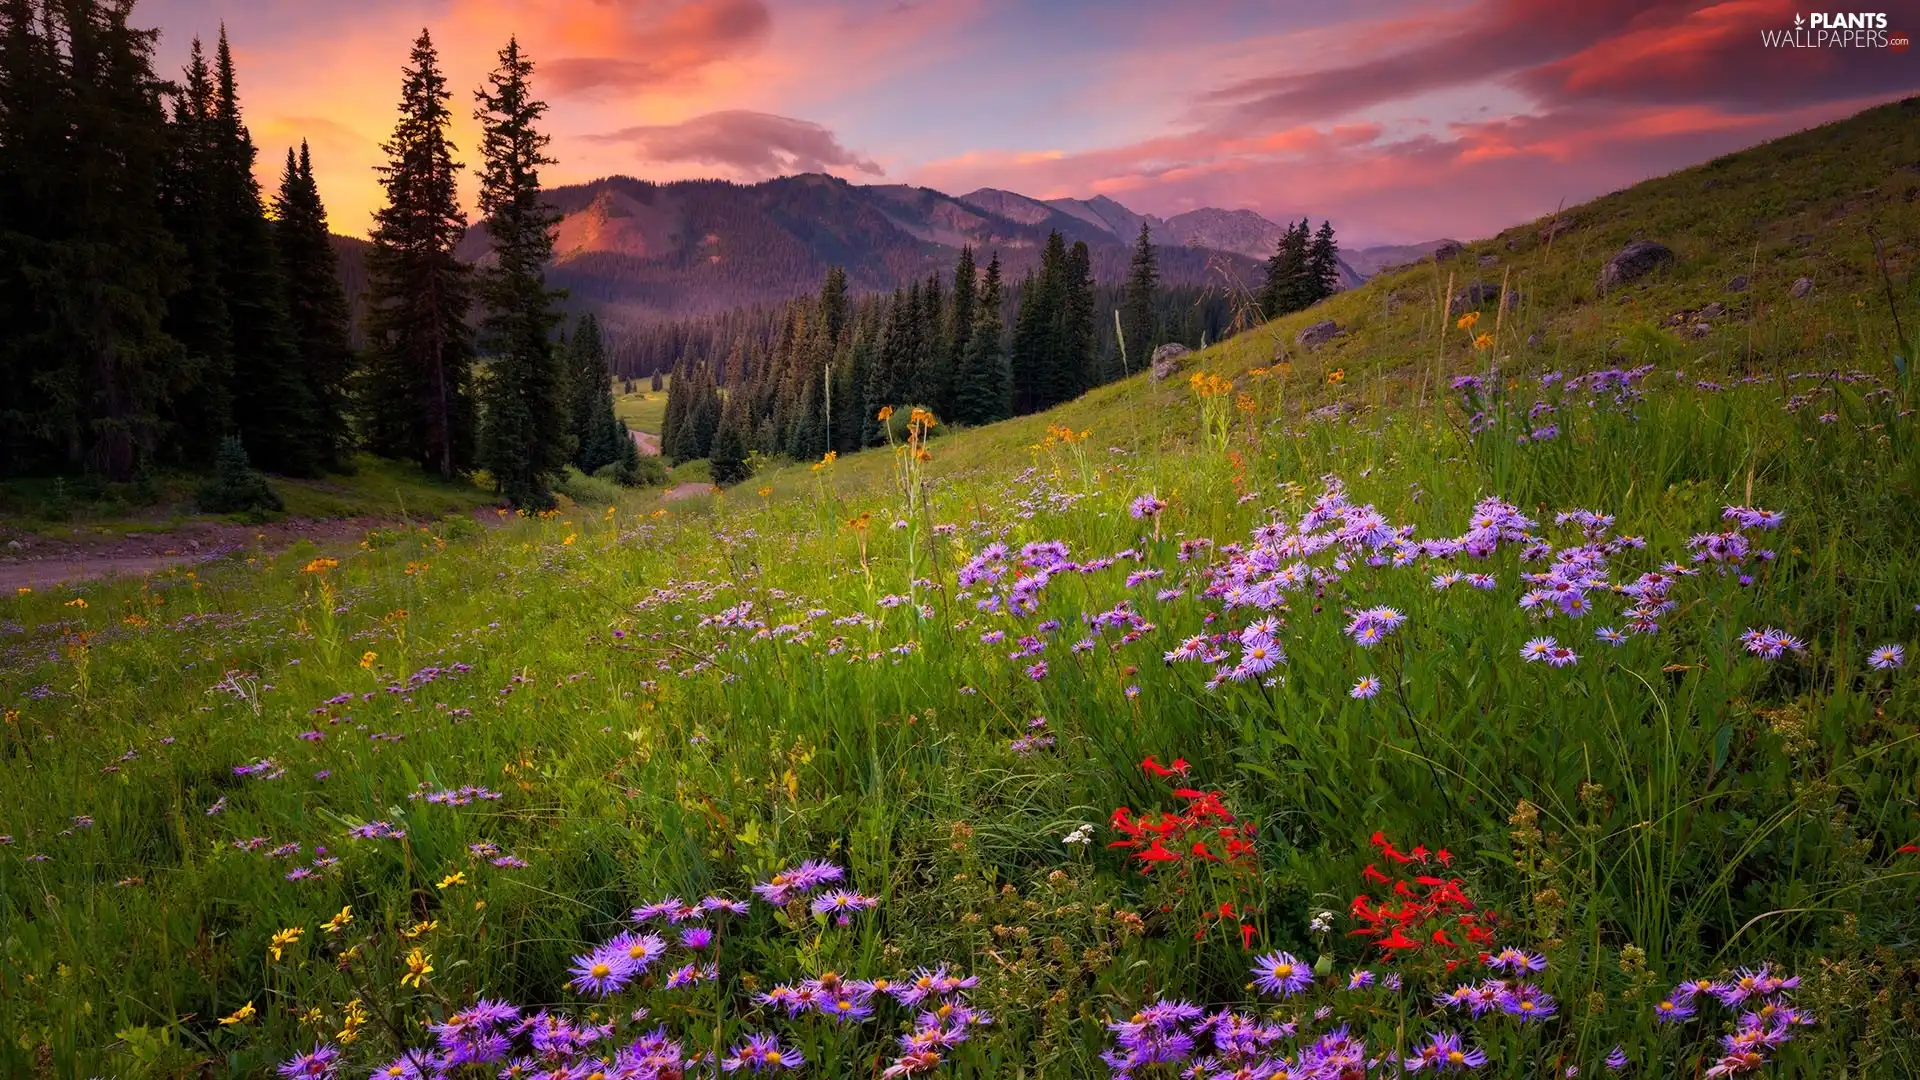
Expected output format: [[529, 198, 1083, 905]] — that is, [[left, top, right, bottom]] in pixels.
[[336, 174, 1437, 329]]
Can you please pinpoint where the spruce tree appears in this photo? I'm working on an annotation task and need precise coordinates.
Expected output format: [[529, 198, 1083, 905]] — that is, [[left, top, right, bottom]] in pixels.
[[946, 245, 976, 414], [473, 38, 566, 510], [1054, 240, 1096, 406], [566, 314, 622, 473], [2, 0, 181, 479], [708, 395, 751, 486], [1307, 219, 1340, 304], [212, 29, 318, 476], [363, 29, 475, 479], [1120, 223, 1159, 373], [273, 141, 358, 467], [157, 37, 232, 464], [649, 370, 663, 392], [951, 252, 1009, 426], [1260, 220, 1313, 319]]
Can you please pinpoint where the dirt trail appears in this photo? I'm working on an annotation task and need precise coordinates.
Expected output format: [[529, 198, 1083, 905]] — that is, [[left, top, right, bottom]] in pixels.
[[1, 516, 411, 591], [630, 430, 661, 456], [661, 483, 719, 502]]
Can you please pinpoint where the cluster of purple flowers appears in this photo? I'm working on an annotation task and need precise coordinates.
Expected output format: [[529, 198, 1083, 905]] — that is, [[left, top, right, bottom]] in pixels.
[[1102, 999, 1386, 1080], [411, 784, 502, 806], [1009, 716, 1056, 755], [1434, 950, 1558, 1025], [751, 859, 845, 906], [1739, 627, 1808, 660], [1651, 964, 1812, 1077]]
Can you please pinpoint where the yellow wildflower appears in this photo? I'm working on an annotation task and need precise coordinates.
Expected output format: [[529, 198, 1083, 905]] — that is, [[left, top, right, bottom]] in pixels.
[[562, 534, 576, 546], [438, 871, 467, 889], [1327, 369, 1346, 384], [1457, 311, 1480, 330], [876, 405, 894, 422], [219, 1001, 257, 1026], [360, 651, 377, 669], [267, 926, 304, 961], [401, 919, 440, 939], [301, 557, 339, 574], [401, 947, 433, 988], [1473, 332, 1495, 351], [338, 998, 367, 1043], [65, 598, 87, 609], [323, 906, 353, 934]]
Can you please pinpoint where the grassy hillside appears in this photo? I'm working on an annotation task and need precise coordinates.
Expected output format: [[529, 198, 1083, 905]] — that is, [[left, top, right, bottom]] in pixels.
[[614, 377, 672, 436], [2, 99, 1918, 1080]]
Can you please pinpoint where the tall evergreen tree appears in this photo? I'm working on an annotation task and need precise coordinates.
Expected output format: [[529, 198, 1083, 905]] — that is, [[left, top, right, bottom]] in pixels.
[[1307, 219, 1340, 304], [273, 141, 358, 467], [156, 37, 232, 464], [1260, 220, 1315, 319], [950, 252, 1009, 426], [362, 29, 475, 479], [945, 245, 977, 417], [1119, 223, 1159, 373], [708, 393, 751, 486], [0, 0, 182, 479], [1052, 239, 1096, 408], [566, 314, 623, 474], [211, 28, 318, 475], [472, 37, 566, 509]]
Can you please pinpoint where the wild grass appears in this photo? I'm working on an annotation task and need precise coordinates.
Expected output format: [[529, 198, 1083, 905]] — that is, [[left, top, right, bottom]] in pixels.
[[2, 97, 1918, 1080]]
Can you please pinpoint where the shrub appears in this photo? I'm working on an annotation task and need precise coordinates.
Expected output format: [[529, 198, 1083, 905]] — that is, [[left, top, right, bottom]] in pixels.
[[196, 437, 283, 516]]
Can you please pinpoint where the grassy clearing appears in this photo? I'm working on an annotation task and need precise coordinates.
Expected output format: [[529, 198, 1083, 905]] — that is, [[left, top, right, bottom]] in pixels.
[[615, 378, 672, 435], [2, 100, 1918, 1080], [0, 455, 497, 537]]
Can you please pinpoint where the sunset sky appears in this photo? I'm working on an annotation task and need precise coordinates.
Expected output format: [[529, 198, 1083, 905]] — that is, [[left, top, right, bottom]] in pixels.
[[143, 0, 1919, 246]]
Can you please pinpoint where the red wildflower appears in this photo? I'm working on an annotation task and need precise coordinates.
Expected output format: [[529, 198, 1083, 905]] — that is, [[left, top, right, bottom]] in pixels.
[[1361, 864, 1390, 884], [1240, 923, 1257, 949]]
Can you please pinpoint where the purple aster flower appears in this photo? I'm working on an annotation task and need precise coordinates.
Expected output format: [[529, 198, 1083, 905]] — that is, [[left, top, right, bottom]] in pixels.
[[1653, 996, 1697, 1024], [1404, 1030, 1487, 1072], [567, 944, 636, 997], [1485, 947, 1548, 974], [1350, 675, 1381, 699], [722, 1032, 805, 1072], [1868, 644, 1905, 670], [1130, 494, 1166, 520], [1521, 636, 1556, 662], [1595, 626, 1626, 646], [277, 1044, 341, 1079], [1605, 1045, 1628, 1071], [700, 895, 750, 916], [810, 889, 879, 918], [1347, 970, 1376, 990], [1497, 983, 1557, 1022], [1251, 951, 1314, 998], [679, 927, 713, 950]]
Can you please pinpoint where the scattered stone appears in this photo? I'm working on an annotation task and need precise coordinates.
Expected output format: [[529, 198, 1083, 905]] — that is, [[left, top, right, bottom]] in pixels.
[[1689, 323, 1712, 338], [1538, 218, 1574, 244], [1430, 240, 1465, 262], [1789, 276, 1814, 299], [1449, 283, 1522, 315], [1727, 275, 1750, 292], [1791, 233, 1814, 245], [1597, 240, 1674, 294], [5, 540, 21, 552], [1526, 333, 1540, 347], [1698, 301, 1726, 319], [1295, 320, 1343, 348], [1478, 254, 1499, 267], [1148, 343, 1192, 381]]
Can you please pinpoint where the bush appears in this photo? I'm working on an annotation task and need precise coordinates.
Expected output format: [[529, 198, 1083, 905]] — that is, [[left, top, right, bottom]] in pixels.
[[594, 454, 667, 489], [553, 466, 625, 507], [196, 437, 283, 516]]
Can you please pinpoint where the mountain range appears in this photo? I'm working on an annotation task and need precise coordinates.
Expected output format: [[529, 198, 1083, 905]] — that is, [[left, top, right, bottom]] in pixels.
[[332, 173, 1447, 329]]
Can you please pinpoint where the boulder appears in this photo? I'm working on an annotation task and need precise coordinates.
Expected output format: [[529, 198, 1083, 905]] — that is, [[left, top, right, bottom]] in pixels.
[[1789, 276, 1814, 299], [1538, 218, 1575, 244], [1726, 275, 1750, 292], [1449, 283, 1522, 315], [1597, 240, 1674, 294], [1478, 254, 1499, 267], [1148, 343, 1192, 381], [1688, 323, 1712, 338], [1698, 301, 1726, 319], [1295, 320, 1342, 348], [1430, 240, 1465, 263]]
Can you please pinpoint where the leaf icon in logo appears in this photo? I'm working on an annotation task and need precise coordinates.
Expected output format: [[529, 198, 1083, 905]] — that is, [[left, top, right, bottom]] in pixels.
[[1793, 12, 1803, 26]]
